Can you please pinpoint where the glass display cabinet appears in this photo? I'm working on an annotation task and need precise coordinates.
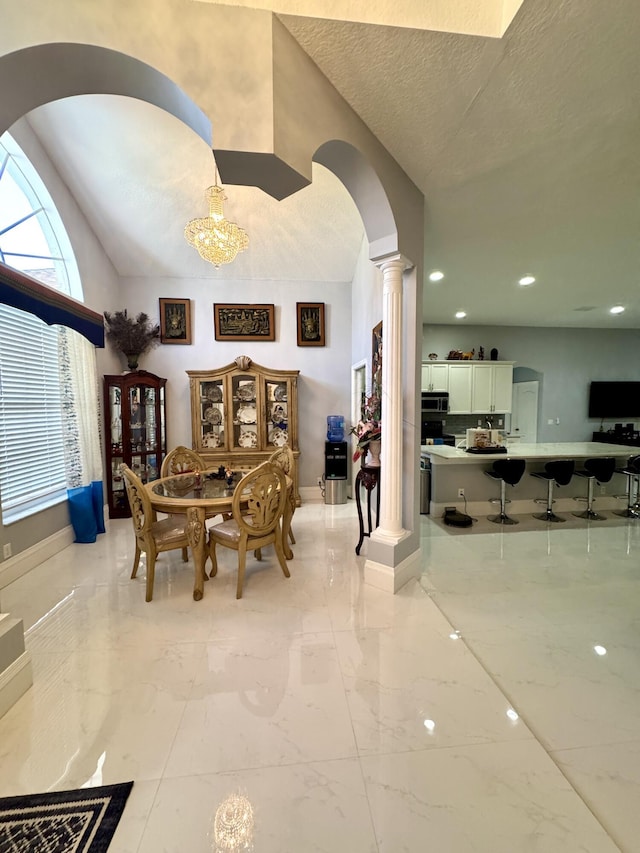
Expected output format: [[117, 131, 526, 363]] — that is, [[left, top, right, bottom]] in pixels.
[[187, 356, 300, 504], [103, 370, 167, 518]]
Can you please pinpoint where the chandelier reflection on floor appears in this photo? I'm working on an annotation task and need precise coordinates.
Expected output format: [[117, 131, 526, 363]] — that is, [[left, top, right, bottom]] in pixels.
[[184, 168, 249, 268], [211, 791, 254, 852]]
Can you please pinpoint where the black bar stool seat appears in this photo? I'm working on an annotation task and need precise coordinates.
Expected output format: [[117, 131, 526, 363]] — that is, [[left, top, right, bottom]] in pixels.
[[572, 457, 616, 520], [485, 458, 526, 525], [614, 454, 640, 519], [531, 460, 574, 522]]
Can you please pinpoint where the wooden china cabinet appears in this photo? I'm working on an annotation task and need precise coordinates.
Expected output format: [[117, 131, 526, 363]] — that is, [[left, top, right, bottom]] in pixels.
[[103, 370, 167, 518], [187, 356, 300, 504]]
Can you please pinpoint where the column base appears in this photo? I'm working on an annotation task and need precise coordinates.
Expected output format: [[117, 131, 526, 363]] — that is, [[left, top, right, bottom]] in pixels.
[[364, 547, 422, 594]]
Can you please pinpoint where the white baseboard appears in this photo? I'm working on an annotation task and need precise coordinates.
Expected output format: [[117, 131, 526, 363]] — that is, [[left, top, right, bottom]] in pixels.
[[299, 485, 325, 504], [0, 525, 74, 590], [0, 650, 32, 720]]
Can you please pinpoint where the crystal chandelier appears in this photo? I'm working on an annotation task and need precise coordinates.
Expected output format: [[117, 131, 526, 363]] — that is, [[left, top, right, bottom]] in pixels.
[[184, 169, 249, 268]]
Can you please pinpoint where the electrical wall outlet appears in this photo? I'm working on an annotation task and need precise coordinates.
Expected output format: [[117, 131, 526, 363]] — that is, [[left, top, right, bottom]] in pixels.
[[317, 476, 323, 487], [3, 543, 11, 559], [458, 488, 465, 498]]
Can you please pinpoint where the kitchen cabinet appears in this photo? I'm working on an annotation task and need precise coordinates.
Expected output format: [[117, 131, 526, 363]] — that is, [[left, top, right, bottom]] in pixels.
[[103, 370, 167, 519], [421, 362, 449, 392], [421, 361, 513, 413], [447, 363, 473, 413], [471, 363, 513, 413], [187, 356, 300, 504]]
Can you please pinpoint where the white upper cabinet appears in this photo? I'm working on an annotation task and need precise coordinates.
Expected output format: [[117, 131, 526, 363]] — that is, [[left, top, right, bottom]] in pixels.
[[471, 363, 513, 413], [421, 361, 514, 413], [447, 363, 473, 413], [421, 362, 449, 392]]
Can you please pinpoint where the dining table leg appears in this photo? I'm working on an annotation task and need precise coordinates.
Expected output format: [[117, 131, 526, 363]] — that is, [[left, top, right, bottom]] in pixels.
[[186, 506, 208, 600]]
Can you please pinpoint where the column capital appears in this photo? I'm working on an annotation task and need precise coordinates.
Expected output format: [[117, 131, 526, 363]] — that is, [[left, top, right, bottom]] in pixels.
[[374, 253, 412, 274]]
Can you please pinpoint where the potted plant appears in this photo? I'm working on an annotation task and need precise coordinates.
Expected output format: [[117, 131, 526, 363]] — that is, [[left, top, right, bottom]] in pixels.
[[103, 309, 160, 371], [350, 386, 382, 465]]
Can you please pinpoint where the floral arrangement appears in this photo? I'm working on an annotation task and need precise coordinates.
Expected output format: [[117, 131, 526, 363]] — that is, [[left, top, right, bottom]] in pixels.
[[350, 387, 381, 461]]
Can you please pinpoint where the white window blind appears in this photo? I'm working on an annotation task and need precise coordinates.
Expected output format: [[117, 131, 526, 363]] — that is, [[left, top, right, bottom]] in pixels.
[[0, 304, 66, 518]]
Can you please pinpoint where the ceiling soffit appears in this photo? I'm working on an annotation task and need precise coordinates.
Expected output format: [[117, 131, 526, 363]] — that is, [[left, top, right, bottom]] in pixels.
[[192, 0, 525, 37]]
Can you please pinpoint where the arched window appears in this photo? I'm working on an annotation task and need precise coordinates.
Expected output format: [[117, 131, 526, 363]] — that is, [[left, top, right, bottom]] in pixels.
[[0, 134, 84, 521]]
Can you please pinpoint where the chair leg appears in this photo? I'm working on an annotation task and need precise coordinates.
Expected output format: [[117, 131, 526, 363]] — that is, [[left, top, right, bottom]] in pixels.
[[208, 540, 218, 578], [489, 479, 518, 525], [573, 476, 605, 520], [533, 479, 566, 522], [145, 552, 156, 602], [181, 546, 189, 562], [130, 544, 141, 578], [288, 524, 296, 545], [236, 548, 247, 599], [274, 528, 291, 579], [614, 473, 640, 518], [254, 548, 262, 561]]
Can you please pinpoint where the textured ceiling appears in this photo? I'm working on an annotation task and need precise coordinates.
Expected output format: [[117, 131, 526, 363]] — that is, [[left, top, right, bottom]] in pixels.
[[16, 0, 640, 327]]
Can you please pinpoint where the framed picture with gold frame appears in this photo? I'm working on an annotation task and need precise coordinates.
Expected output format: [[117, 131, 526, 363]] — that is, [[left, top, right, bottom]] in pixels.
[[159, 298, 192, 345], [296, 302, 325, 347], [214, 304, 275, 341]]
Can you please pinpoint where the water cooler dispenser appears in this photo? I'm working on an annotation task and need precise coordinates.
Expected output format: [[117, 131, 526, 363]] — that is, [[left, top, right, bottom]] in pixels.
[[325, 416, 348, 504]]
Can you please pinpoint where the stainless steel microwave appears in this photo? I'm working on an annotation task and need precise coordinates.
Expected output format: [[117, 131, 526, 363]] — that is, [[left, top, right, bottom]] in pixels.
[[421, 392, 449, 413]]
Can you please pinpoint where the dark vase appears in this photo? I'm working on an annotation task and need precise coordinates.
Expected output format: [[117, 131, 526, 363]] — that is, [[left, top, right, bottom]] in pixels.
[[490, 348, 498, 361]]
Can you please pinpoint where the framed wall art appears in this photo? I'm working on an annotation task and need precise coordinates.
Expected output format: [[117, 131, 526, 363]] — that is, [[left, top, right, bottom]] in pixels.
[[159, 297, 192, 344], [296, 302, 325, 347], [214, 303, 275, 342]]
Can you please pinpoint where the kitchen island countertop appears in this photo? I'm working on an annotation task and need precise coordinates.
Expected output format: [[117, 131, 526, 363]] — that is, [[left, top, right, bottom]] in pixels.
[[421, 441, 635, 464]]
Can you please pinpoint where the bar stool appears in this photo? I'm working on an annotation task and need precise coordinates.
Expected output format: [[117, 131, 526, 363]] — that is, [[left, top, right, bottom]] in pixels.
[[572, 457, 616, 520], [530, 460, 574, 523], [485, 459, 526, 525], [613, 454, 640, 519]]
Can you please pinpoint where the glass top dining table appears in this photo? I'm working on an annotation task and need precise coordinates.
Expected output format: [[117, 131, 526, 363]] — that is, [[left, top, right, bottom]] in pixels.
[[144, 469, 293, 601], [145, 472, 247, 601]]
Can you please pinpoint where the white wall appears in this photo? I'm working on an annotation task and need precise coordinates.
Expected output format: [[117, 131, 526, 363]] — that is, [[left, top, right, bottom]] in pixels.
[[351, 237, 383, 390], [120, 276, 352, 487]]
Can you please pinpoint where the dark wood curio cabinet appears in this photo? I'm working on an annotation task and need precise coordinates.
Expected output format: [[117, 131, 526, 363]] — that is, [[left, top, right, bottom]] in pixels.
[[103, 370, 167, 518]]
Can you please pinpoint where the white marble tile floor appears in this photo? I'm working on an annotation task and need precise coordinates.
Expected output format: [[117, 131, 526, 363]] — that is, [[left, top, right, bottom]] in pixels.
[[0, 502, 638, 851]]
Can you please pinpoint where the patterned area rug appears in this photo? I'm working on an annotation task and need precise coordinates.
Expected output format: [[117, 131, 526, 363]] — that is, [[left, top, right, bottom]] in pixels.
[[0, 782, 133, 852]]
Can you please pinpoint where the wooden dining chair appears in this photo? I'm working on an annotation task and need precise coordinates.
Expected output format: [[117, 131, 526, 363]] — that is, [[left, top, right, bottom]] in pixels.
[[161, 445, 206, 478], [121, 464, 190, 602], [208, 462, 289, 599], [268, 444, 296, 551]]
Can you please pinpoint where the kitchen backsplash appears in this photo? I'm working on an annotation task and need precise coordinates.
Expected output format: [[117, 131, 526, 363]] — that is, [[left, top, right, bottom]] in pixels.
[[424, 413, 510, 436]]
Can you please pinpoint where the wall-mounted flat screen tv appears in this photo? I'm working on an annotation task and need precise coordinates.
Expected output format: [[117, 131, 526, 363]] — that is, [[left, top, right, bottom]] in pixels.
[[588, 382, 640, 418]]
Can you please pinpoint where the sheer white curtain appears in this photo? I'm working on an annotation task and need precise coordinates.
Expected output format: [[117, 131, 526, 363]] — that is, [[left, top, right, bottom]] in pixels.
[[59, 327, 105, 541]]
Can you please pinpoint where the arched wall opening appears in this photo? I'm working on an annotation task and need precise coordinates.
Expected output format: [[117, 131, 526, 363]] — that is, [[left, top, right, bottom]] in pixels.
[[1, 30, 423, 588]]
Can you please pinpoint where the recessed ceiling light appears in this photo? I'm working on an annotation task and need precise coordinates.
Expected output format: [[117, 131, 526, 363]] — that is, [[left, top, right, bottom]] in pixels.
[[429, 270, 444, 282], [610, 305, 625, 314], [518, 275, 536, 286], [455, 311, 466, 319]]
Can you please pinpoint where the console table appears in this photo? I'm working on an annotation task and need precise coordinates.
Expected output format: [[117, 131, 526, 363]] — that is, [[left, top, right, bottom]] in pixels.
[[355, 464, 380, 555], [592, 431, 640, 447]]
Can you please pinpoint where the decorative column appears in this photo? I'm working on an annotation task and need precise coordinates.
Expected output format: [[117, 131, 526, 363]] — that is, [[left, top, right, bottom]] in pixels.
[[371, 255, 408, 543]]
